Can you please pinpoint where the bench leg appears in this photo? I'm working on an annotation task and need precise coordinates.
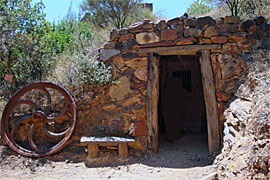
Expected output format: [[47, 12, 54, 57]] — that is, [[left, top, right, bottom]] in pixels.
[[87, 144, 98, 159], [118, 143, 128, 158]]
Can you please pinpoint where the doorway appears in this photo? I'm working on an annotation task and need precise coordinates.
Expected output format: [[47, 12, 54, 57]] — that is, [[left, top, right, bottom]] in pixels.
[[158, 55, 207, 142], [146, 49, 220, 155]]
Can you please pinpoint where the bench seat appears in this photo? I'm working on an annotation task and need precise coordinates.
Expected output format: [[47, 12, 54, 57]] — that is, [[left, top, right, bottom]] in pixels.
[[80, 136, 135, 159]]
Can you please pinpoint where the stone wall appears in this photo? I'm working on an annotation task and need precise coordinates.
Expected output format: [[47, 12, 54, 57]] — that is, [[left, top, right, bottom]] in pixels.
[[73, 15, 270, 152]]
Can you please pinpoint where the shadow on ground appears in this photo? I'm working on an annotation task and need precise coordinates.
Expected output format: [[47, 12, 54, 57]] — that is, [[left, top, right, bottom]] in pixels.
[[0, 133, 217, 170]]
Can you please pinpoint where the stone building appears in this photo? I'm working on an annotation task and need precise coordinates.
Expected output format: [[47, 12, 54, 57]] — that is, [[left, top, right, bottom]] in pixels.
[[74, 15, 270, 155]]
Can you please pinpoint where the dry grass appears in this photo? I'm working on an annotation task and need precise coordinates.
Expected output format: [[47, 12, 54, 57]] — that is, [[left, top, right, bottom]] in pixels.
[[0, 100, 6, 118]]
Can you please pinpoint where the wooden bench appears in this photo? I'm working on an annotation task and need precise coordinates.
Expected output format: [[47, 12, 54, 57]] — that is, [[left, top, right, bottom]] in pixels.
[[80, 136, 135, 159]]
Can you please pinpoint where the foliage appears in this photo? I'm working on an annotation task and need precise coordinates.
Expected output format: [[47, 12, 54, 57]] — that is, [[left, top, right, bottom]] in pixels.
[[0, 0, 112, 101], [47, 13, 112, 90], [187, 0, 213, 17], [0, 0, 54, 100], [209, 0, 270, 17], [240, 0, 270, 18], [49, 52, 112, 92], [81, 0, 157, 29], [46, 15, 94, 55]]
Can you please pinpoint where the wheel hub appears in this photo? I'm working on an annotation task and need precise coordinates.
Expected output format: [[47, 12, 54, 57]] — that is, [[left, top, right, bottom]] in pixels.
[[32, 111, 47, 124]]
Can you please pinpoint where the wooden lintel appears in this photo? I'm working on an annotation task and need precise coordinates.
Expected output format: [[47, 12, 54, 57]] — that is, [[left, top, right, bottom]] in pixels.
[[139, 44, 222, 55]]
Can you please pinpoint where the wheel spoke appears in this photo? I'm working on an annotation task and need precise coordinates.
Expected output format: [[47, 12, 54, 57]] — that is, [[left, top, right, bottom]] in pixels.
[[9, 100, 38, 138], [34, 87, 51, 113], [28, 124, 43, 152], [10, 114, 32, 138], [14, 100, 39, 111], [41, 124, 68, 137], [46, 101, 68, 121]]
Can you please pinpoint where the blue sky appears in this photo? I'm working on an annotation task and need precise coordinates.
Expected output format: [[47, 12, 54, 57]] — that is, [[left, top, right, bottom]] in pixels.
[[32, 0, 195, 22]]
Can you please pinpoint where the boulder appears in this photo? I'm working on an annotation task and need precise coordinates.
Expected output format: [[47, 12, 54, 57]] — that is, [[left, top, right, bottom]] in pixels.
[[211, 36, 227, 44], [222, 61, 236, 79], [237, 39, 252, 50], [222, 43, 239, 55], [257, 23, 270, 32], [176, 37, 197, 45], [240, 20, 256, 32], [161, 29, 178, 41], [216, 92, 230, 102], [246, 34, 261, 40], [254, 16, 266, 25], [128, 20, 154, 33], [112, 56, 125, 69], [99, 48, 120, 61], [134, 67, 147, 81], [167, 17, 181, 26], [110, 29, 120, 41], [199, 38, 213, 44], [156, 20, 167, 31], [119, 33, 135, 42], [122, 96, 140, 106], [125, 59, 147, 69], [196, 16, 216, 28], [122, 52, 139, 59], [119, 28, 128, 35], [185, 18, 196, 27], [109, 76, 130, 99], [204, 26, 220, 37], [217, 24, 238, 33], [136, 32, 160, 44], [103, 42, 116, 49], [228, 35, 244, 43], [183, 28, 202, 37], [122, 39, 138, 51], [224, 16, 240, 24], [114, 42, 122, 50]]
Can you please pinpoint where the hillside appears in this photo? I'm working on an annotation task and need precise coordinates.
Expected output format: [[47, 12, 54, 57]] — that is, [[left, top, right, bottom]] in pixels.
[[215, 49, 270, 179]]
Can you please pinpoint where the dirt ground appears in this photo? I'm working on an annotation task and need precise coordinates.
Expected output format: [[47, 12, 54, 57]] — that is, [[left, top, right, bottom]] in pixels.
[[0, 133, 217, 180]]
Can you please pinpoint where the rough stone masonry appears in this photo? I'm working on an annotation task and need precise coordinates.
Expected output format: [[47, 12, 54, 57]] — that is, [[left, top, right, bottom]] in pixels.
[[72, 15, 270, 152]]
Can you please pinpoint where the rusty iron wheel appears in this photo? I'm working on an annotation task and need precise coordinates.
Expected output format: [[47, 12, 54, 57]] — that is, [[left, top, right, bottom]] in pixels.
[[1, 82, 76, 157]]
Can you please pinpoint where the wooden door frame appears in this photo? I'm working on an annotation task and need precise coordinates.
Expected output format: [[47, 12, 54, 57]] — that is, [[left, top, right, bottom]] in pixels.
[[143, 45, 221, 155]]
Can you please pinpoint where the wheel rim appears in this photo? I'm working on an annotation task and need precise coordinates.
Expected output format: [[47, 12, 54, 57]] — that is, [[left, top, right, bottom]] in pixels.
[[1, 82, 76, 157]]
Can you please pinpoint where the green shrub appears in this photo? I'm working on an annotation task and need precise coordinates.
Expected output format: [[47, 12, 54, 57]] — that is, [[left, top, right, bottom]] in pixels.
[[50, 52, 112, 90], [0, 0, 55, 100]]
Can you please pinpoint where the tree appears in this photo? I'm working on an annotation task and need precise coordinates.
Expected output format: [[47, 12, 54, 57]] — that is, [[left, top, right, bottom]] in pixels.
[[0, 0, 54, 100], [211, 0, 270, 17], [213, 0, 246, 16], [81, 0, 156, 29], [187, 0, 213, 17]]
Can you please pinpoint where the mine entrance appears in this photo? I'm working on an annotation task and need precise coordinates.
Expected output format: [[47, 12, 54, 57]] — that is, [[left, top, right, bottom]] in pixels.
[[158, 55, 207, 143]]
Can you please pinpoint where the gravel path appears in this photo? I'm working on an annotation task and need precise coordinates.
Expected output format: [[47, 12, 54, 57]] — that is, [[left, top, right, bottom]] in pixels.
[[0, 133, 217, 180]]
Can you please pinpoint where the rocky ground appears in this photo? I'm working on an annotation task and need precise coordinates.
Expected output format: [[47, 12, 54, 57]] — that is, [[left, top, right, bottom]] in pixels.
[[1, 48, 269, 180], [215, 49, 270, 179], [0, 133, 217, 180]]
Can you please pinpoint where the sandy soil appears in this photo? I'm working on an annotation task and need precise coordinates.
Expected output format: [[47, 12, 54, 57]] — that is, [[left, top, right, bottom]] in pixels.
[[0, 133, 217, 180]]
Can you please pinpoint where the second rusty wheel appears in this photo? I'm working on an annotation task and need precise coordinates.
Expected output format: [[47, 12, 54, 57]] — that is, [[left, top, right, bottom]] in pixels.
[[1, 82, 76, 157]]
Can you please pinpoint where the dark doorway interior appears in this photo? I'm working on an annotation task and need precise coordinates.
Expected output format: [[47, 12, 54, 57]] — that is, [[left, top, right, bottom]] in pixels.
[[158, 55, 207, 142]]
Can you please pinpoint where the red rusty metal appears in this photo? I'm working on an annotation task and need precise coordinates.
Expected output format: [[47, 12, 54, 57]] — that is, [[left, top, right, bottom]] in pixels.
[[1, 82, 77, 157]]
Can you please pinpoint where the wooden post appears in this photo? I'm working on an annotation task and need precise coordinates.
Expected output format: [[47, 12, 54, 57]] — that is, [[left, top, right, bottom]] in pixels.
[[118, 143, 128, 158], [199, 50, 220, 155], [146, 53, 159, 153], [87, 144, 98, 159]]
